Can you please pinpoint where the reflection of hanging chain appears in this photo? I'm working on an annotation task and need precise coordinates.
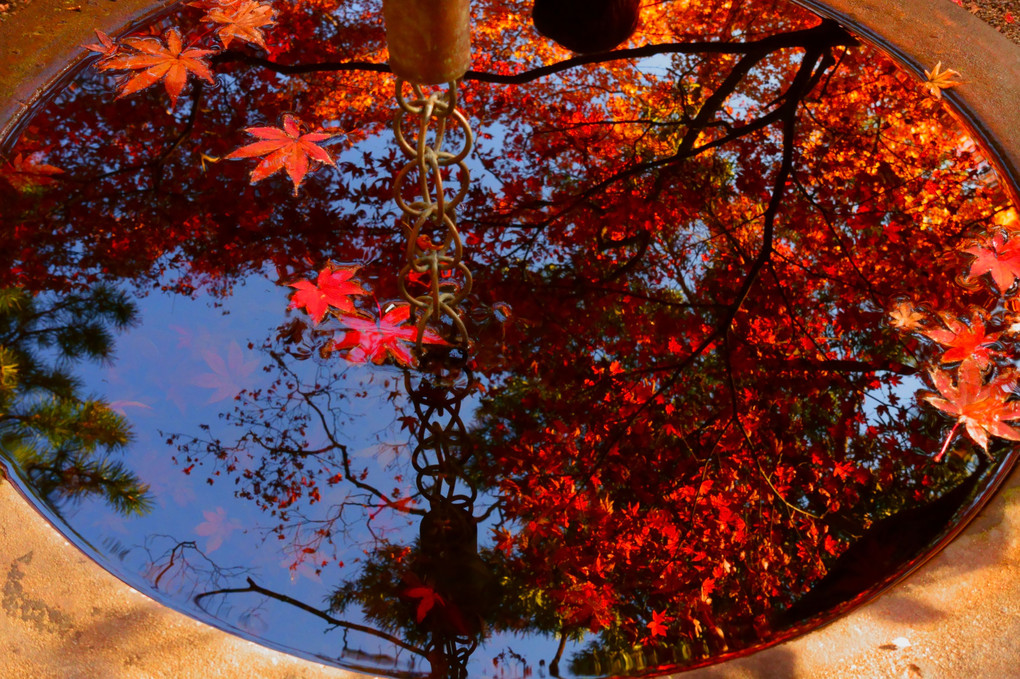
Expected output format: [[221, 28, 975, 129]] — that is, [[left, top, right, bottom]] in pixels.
[[391, 79, 488, 679], [392, 79, 474, 349], [405, 354, 476, 510], [405, 353, 482, 679]]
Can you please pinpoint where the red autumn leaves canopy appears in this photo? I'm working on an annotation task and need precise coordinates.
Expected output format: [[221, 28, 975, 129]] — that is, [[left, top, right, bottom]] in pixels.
[[4, 0, 1016, 665]]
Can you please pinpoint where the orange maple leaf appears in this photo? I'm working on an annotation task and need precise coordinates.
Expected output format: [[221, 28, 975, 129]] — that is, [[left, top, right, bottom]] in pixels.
[[97, 28, 215, 108], [925, 361, 1020, 456], [227, 114, 336, 194], [202, 0, 276, 49], [963, 232, 1020, 294], [84, 28, 118, 59], [922, 62, 962, 100], [647, 609, 669, 638], [1, 152, 63, 191], [923, 311, 1000, 369], [888, 301, 926, 331]]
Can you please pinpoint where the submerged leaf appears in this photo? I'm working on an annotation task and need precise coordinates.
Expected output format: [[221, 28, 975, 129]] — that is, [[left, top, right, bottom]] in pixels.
[[332, 304, 448, 367], [202, 0, 276, 49]]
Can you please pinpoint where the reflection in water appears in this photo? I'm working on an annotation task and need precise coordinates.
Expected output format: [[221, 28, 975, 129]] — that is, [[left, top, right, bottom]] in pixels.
[[1, 0, 1019, 676], [0, 287, 152, 518]]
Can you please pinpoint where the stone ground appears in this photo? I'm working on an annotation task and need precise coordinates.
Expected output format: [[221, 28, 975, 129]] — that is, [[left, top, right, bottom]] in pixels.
[[2, 460, 1019, 679], [2, 1, 1020, 678], [960, 0, 1019, 43]]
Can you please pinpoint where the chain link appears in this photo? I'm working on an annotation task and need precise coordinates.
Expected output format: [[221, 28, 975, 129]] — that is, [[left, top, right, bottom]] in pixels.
[[405, 354, 476, 508], [392, 79, 475, 349], [391, 80, 486, 672]]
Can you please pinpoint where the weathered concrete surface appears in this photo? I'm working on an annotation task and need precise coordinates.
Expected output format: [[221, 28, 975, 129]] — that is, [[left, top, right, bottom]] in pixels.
[[1, 0, 1020, 677], [0, 483, 360, 679], [2, 462, 1019, 678]]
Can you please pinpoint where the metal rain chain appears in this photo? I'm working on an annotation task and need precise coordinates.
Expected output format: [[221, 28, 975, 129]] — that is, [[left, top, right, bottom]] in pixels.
[[383, 0, 474, 350], [392, 83, 474, 348], [381, 2, 489, 677]]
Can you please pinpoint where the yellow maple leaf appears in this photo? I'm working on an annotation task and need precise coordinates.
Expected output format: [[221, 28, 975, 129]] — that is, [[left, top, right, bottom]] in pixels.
[[889, 301, 926, 330], [923, 62, 963, 100], [203, 0, 276, 50]]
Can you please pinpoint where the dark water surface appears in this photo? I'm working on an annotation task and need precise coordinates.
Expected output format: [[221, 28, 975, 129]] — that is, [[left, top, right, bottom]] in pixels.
[[1, 0, 1019, 676]]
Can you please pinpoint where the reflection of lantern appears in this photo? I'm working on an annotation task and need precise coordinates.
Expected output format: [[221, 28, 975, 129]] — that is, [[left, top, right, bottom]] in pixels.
[[416, 501, 499, 635], [403, 358, 498, 678], [533, 0, 642, 54], [380, 5, 491, 670]]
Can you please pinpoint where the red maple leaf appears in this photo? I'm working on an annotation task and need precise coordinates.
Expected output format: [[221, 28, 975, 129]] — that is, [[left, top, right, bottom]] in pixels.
[[647, 609, 669, 638], [97, 28, 215, 108], [925, 361, 1020, 456], [84, 29, 119, 59], [832, 460, 855, 481], [331, 304, 448, 367], [202, 0, 276, 49], [227, 114, 336, 194], [923, 311, 999, 369], [962, 232, 1020, 294], [403, 583, 445, 623], [288, 265, 367, 324]]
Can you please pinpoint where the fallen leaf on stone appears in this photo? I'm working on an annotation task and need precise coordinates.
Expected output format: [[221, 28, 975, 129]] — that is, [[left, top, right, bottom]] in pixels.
[[923, 62, 962, 99]]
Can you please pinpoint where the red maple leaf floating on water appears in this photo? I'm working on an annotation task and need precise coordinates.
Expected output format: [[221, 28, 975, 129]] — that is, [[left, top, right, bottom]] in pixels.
[[227, 114, 336, 194], [404, 583, 445, 623], [201, 0, 276, 49], [962, 231, 1020, 294], [84, 29, 119, 59], [288, 265, 367, 324], [332, 303, 448, 367], [923, 311, 1000, 369], [96, 28, 215, 108], [925, 361, 1020, 458]]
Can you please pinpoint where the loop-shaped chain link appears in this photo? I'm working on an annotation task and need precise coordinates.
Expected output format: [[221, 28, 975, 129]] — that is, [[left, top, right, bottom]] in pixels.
[[392, 79, 474, 348], [392, 82, 488, 670], [405, 354, 476, 508]]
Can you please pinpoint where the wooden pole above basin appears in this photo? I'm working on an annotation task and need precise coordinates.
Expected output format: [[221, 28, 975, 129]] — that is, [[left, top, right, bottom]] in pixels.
[[382, 0, 471, 85]]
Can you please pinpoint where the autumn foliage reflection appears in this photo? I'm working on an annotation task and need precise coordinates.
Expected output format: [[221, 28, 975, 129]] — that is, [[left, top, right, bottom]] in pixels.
[[1, 0, 1018, 675]]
